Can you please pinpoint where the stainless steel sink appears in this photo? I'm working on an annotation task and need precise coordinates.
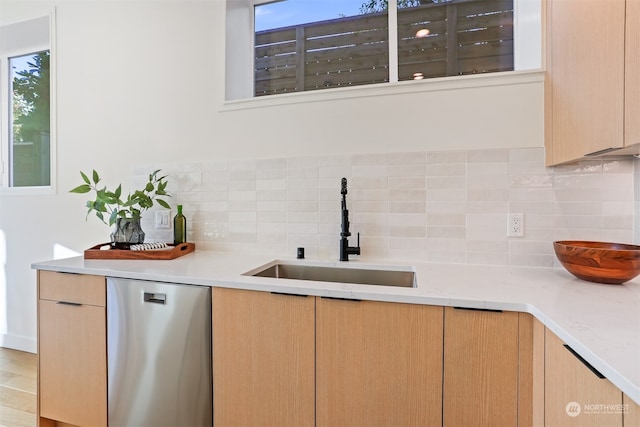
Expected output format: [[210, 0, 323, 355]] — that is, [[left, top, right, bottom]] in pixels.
[[246, 262, 416, 288]]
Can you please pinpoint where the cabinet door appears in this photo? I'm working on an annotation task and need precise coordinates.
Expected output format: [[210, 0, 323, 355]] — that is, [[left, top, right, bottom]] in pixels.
[[626, 0, 640, 146], [518, 313, 545, 427], [624, 393, 640, 426], [316, 298, 443, 427], [212, 288, 315, 427], [545, 0, 625, 165], [38, 300, 107, 427], [443, 307, 519, 427], [545, 329, 623, 427]]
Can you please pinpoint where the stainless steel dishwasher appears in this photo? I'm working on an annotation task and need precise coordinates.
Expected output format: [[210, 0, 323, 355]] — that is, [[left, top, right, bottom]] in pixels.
[[107, 277, 212, 426]]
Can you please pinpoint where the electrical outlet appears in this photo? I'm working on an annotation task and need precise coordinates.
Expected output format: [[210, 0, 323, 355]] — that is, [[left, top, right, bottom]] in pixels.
[[507, 213, 524, 237], [155, 211, 171, 229]]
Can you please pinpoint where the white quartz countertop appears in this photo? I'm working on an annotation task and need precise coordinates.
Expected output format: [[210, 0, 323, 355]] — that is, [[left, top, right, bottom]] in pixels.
[[32, 250, 640, 405]]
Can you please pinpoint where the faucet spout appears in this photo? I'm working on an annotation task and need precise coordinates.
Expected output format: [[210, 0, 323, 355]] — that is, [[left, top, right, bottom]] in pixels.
[[339, 178, 361, 261]]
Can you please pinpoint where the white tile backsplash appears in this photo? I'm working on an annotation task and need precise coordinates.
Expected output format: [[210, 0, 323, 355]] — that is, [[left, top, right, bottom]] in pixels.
[[140, 148, 639, 267]]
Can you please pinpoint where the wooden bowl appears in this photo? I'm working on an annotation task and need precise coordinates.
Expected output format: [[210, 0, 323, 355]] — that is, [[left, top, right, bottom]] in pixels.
[[553, 241, 640, 284]]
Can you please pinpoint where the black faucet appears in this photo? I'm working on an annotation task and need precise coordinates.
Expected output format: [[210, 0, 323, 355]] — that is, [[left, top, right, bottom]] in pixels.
[[340, 178, 361, 261]]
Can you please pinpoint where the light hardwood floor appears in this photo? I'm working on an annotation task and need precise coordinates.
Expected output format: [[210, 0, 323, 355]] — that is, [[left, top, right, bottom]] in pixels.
[[0, 347, 36, 427]]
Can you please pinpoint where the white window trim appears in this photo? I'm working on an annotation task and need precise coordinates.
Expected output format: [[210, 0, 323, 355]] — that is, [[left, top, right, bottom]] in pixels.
[[222, 69, 544, 112], [0, 10, 57, 196]]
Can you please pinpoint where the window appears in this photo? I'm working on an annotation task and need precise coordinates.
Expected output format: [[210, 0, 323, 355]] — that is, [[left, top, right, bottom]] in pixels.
[[1, 15, 54, 190], [225, 0, 540, 101], [255, 0, 515, 96], [255, 0, 391, 96], [9, 51, 51, 186]]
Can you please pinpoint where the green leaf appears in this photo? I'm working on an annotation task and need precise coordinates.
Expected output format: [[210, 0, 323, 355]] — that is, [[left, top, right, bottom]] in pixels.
[[92, 169, 100, 185], [80, 171, 90, 185], [138, 194, 152, 209], [145, 182, 154, 192], [92, 201, 107, 213], [157, 199, 171, 209], [123, 193, 137, 207], [114, 184, 121, 199], [103, 194, 118, 205], [69, 184, 91, 194]]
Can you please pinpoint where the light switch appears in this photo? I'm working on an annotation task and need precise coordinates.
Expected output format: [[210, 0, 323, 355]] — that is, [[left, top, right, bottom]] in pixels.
[[155, 211, 171, 229]]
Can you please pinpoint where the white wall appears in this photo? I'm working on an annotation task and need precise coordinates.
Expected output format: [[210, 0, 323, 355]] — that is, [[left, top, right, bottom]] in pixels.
[[1, 0, 545, 352]]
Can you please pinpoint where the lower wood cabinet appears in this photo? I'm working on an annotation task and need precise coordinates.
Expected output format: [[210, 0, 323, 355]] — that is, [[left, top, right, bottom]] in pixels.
[[212, 288, 444, 427], [545, 328, 624, 427], [34, 274, 640, 427], [37, 270, 107, 427], [212, 287, 315, 427], [316, 297, 443, 426], [212, 289, 551, 427], [624, 393, 640, 426], [443, 307, 542, 427]]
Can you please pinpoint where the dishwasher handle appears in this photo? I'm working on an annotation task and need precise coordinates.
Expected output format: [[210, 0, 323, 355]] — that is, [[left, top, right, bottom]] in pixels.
[[144, 292, 167, 304]]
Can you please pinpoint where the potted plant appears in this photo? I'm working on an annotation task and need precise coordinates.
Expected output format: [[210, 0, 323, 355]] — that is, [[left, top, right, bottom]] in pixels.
[[70, 169, 171, 248]]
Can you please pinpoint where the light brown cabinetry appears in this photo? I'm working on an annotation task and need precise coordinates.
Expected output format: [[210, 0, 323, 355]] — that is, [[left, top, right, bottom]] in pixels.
[[443, 307, 541, 427], [624, 393, 640, 425], [212, 289, 444, 427], [545, 0, 639, 166], [212, 289, 545, 427], [212, 288, 315, 427], [545, 328, 623, 427], [626, 0, 640, 147], [517, 312, 546, 427], [316, 298, 443, 426], [37, 270, 107, 427]]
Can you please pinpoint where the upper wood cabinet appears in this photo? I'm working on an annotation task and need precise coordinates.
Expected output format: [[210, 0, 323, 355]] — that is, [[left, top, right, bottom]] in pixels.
[[37, 270, 107, 427], [316, 298, 443, 427], [212, 288, 315, 427], [626, 0, 640, 146], [545, 0, 639, 166]]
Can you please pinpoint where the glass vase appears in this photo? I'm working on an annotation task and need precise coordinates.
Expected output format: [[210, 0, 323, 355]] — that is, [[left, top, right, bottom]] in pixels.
[[111, 218, 145, 249]]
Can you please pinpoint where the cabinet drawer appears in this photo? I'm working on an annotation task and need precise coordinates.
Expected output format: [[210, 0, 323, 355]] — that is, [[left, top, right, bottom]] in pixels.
[[39, 299, 107, 426], [38, 270, 105, 306]]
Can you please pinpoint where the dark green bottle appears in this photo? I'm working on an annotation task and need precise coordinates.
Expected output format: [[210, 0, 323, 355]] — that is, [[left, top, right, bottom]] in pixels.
[[173, 205, 187, 244]]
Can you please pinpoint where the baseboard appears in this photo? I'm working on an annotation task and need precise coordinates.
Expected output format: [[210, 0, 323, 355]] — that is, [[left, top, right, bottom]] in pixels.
[[0, 333, 36, 354]]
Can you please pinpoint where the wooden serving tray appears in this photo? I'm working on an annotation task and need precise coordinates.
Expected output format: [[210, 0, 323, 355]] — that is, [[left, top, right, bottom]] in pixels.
[[84, 242, 195, 260]]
